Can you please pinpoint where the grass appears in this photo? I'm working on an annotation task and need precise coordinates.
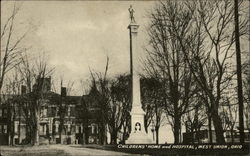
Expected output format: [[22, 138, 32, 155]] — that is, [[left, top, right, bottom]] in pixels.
[[0, 145, 70, 156]]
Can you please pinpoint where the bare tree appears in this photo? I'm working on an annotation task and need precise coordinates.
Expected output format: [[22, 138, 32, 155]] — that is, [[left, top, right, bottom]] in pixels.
[[220, 96, 238, 143], [16, 52, 54, 145], [4, 67, 22, 145], [0, 3, 31, 96], [141, 76, 165, 144], [108, 74, 131, 144], [234, 0, 245, 143], [183, 101, 207, 144], [145, 1, 198, 143], [243, 60, 250, 133], [166, 0, 248, 143], [88, 56, 110, 145]]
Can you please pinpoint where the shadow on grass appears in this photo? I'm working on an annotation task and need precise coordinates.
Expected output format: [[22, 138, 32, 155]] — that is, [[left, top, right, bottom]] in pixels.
[[0, 149, 70, 156]]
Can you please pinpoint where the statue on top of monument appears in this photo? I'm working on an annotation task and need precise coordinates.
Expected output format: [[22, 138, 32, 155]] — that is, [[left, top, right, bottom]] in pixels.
[[128, 5, 136, 23]]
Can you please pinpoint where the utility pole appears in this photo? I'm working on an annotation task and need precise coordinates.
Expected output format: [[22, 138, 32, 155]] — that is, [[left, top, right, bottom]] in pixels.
[[234, 0, 244, 143]]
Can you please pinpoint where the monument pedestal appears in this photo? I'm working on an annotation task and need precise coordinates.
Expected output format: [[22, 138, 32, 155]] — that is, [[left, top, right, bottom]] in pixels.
[[126, 130, 153, 144], [126, 107, 153, 144]]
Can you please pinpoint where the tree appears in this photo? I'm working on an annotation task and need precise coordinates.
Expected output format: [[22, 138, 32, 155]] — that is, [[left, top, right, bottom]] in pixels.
[[220, 96, 238, 143], [141, 77, 165, 144], [57, 79, 75, 144], [88, 56, 110, 145], [167, 0, 248, 143], [108, 74, 131, 144], [16, 52, 54, 145], [4, 67, 23, 145], [145, 1, 198, 143], [0, 3, 31, 97], [183, 95, 207, 144], [243, 60, 250, 132], [234, 0, 244, 143]]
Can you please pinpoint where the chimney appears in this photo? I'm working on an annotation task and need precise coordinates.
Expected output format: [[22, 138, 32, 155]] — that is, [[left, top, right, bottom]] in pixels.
[[44, 77, 51, 92], [21, 85, 26, 95], [61, 87, 67, 97], [48, 76, 51, 91], [33, 77, 51, 92]]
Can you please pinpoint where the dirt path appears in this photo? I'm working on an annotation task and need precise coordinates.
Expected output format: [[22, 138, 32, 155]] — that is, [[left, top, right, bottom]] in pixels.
[[49, 145, 130, 156]]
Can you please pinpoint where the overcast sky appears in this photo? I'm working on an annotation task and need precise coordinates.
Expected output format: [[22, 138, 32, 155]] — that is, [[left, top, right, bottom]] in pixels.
[[1, 1, 156, 95]]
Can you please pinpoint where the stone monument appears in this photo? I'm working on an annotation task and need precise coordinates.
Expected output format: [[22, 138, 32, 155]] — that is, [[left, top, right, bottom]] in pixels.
[[126, 5, 153, 144]]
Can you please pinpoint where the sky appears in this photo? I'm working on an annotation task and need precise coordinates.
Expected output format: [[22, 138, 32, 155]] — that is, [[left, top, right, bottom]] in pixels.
[[1, 1, 156, 95]]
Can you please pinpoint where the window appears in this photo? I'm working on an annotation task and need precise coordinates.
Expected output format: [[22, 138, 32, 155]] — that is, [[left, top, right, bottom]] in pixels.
[[51, 107, 56, 116], [91, 125, 95, 134], [88, 126, 92, 134], [76, 125, 79, 133], [3, 125, 7, 134], [0, 109, 2, 117], [39, 125, 43, 134], [43, 108, 47, 117], [71, 107, 75, 117], [3, 108, 7, 117], [15, 107, 19, 117], [95, 126, 98, 134], [68, 107, 71, 116], [0, 125, 2, 133], [67, 124, 71, 132], [55, 124, 59, 133], [47, 107, 52, 117], [14, 121, 19, 133], [28, 110, 31, 117], [56, 107, 59, 117]]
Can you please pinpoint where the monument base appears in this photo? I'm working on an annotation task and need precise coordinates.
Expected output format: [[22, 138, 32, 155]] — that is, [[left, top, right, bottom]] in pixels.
[[126, 131, 153, 144]]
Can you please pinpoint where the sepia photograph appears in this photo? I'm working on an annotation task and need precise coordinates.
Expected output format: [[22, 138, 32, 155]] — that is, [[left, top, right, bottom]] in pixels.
[[0, 0, 249, 155]]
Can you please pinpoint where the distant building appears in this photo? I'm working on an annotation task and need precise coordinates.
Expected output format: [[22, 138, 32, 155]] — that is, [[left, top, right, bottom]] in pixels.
[[0, 77, 102, 145], [183, 129, 250, 143], [0, 95, 11, 145]]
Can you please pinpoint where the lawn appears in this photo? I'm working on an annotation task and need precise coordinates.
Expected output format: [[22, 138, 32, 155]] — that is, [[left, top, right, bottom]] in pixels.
[[0, 145, 70, 156]]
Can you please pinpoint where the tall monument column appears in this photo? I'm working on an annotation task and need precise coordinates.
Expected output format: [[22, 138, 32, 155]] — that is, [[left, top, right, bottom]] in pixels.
[[126, 6, 153, 144]]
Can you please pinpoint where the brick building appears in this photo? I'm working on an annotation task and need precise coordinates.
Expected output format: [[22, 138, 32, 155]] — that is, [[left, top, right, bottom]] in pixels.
[[0, 95, 10, 145], [0, 77, 102, 145]]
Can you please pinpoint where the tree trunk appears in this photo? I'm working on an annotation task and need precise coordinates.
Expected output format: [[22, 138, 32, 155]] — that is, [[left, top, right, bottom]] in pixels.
[[155, 126, 159, 144], [208, 113, 213, 143], [234, 0, 244, 144], [59, 124, 62, 144], [84, 124, 89, 144], [197, 128, 200, 143], [144, 118, 148, 133], [145, 124, 148, 133], [231, 128, 234, 143], [9, 106, 15, 146], [104, 126, 107, 145], [82, 133, 86, 145], [191, 128, 194, 144], [111, 130, 117, 144], [211, 110, 225, 143], [99, 123, 107, 145], [26, 124, 31, 144], [34, 110, 40, 145], [174, 116, 181, 144], [122, 125, 127, 143]]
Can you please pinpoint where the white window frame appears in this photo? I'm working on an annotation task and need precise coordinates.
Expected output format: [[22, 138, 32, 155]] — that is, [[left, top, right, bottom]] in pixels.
[[76, 125, 79, 133], [14, 121, 19, 133], [3, 125, 7, 134], [55, 123, 59, 133]]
